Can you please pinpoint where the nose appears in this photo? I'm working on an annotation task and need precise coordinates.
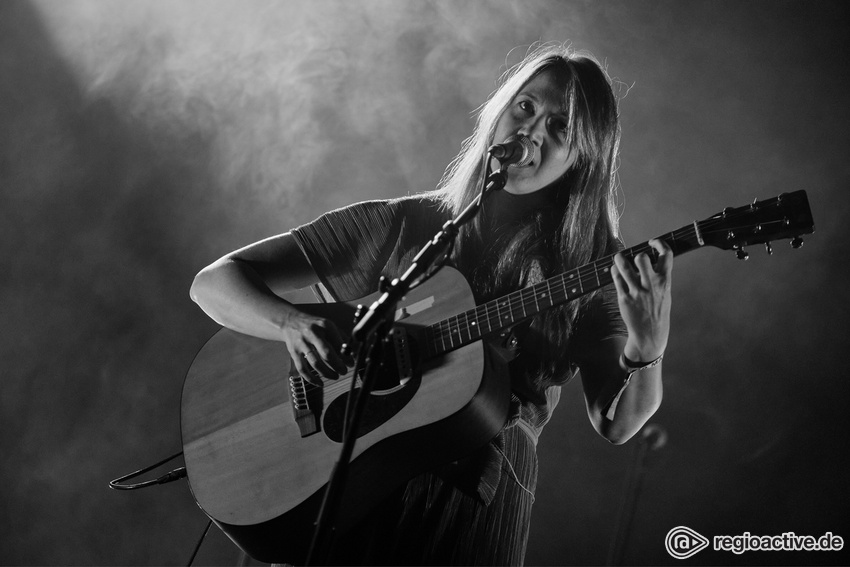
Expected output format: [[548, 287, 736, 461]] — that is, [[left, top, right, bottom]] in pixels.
[[519, 114, 552, 147]]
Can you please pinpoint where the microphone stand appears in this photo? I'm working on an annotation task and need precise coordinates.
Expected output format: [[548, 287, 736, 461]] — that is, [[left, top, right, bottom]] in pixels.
[[606, 424, 668, 565], [304, 160, 511, 565]]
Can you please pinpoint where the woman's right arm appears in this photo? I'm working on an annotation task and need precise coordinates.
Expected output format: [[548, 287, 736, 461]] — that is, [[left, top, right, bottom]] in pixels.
[[189, 232, 348, 382]]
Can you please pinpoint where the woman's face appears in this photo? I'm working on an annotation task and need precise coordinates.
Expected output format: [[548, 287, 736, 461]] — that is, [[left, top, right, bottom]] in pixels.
[[493, 68, 577, 195]]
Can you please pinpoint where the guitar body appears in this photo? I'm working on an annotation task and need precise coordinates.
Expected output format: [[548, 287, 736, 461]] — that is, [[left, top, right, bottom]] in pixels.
[[181, 267, 511, 564]]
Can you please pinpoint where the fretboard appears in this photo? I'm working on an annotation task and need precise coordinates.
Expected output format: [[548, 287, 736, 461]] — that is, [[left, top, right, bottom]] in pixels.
[[423, 223, 703, 358]]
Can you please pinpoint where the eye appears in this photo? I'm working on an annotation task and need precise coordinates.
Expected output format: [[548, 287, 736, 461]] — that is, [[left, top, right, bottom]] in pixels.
[[550, 117, 569, 137], [517, 100, 534, 114]]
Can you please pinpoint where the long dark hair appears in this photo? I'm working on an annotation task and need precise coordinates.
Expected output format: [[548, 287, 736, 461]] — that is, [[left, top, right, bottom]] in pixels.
[[433, 44, 623, 383]]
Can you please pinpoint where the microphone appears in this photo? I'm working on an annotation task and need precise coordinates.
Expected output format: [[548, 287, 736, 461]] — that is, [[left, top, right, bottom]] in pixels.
[[488, 135, 534, 167]]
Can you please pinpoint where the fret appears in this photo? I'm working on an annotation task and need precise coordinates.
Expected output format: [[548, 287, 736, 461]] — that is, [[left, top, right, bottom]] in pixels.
[[600, 262, 613, 286], [535, 281, 545, 309], [550, 278, 562, 303], [566, 271, 580, 297], [460, 311, 471, 343], [582, 271, 595, 294], [533, 284, 541, 313], [482, 302, 494, 334], [469, 315, 479, 340], [519, 290, 528, 319]]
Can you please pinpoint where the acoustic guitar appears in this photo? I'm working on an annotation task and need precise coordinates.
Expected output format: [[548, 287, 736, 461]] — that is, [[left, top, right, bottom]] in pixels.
[[181, 190, 813, 563]]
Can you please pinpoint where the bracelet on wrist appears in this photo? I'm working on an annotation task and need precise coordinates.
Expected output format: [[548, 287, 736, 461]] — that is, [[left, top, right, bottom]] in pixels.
[[603, 352, 665, 421], [619, 352, 664, 375]]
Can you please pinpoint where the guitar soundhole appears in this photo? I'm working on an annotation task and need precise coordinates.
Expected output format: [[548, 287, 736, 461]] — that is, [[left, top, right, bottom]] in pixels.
[[323, 374, 421, 442], [323, 335, 422, 442]]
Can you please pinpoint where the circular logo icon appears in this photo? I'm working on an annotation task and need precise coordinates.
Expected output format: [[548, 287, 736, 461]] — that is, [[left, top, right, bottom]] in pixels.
[[665, 526, 709, 559]]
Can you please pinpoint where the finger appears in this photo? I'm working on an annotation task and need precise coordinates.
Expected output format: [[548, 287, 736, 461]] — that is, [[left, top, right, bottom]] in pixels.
[[633, 250, 655, 289], [610, 262, 628, 296], [289, 346, 322, 386], [613, 253, 639, 293], [649, 238, 674, 277], [305, 320, 349, 372], [320, 323, 354, 370], [304, 348, 340, 381], [302, 368, 324, 387], [322, 320, 349, 350], [311, 339, 347, 376]]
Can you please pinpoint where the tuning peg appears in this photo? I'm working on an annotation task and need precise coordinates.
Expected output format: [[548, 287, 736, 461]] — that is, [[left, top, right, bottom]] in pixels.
[[736, 247, 749, 261], [791, 236, 804, 249], [764, 242, 773, 255]]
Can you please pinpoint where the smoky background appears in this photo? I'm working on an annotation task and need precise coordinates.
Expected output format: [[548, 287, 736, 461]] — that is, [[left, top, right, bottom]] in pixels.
[[1, 0, 848, 565]]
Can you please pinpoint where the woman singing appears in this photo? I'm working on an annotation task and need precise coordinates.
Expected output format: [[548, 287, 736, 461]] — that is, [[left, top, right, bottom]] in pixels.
[[190, 43, 673, 565]]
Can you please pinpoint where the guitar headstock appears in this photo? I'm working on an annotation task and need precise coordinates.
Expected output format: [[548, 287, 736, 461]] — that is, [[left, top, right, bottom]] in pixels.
[[697, 190, 814, 258]]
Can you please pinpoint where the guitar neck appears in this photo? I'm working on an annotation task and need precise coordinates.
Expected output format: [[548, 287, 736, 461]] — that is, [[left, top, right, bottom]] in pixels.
[[424, 224, 703, 358]]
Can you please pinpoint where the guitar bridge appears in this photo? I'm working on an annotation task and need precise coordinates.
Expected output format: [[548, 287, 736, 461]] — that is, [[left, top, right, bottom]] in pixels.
[[289, 374, 321, 437]]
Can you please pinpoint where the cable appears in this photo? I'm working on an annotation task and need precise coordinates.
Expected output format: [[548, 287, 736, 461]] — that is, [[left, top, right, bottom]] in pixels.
[[187, 519, 213, 567], [109, 451, 215, 565], [108, 451, 186, 490]]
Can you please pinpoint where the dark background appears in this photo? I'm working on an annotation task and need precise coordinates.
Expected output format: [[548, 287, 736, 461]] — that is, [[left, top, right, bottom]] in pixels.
[[1, 0, 848, 565]]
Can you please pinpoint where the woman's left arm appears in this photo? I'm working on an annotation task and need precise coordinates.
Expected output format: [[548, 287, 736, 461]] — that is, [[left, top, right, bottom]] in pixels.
[[579, 239, 673, 444]]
